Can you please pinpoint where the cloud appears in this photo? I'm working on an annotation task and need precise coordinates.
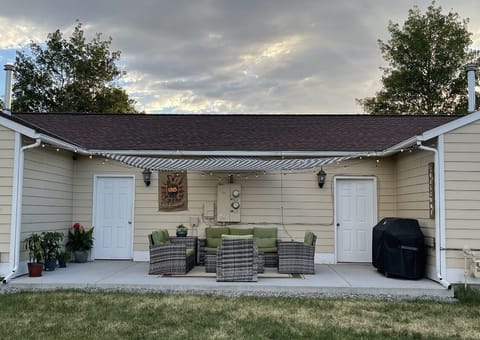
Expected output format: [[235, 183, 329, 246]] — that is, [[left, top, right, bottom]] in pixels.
[[1, 0, 479, 113]]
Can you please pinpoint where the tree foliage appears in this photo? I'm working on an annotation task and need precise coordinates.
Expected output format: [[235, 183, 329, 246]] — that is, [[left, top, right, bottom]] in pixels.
[[358, 2, 479, 115], [13, 22, 137, 113]]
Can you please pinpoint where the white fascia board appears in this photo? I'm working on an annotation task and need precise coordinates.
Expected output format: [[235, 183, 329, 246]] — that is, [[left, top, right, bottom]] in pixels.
[[418, 111, 480, 141], [0, 116, 92, 155], [37, 134, 90, 155], [90, 149, 360, 157], [0, 116, 37, 137], [377, 137, 418, 157]]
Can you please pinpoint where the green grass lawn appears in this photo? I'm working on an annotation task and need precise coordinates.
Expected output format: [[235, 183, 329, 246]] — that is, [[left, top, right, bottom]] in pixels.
[[0, 290, 479, 339]]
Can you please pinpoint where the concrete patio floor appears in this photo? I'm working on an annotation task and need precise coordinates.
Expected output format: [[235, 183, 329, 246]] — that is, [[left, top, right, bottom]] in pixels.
[[6, 260, 453, 300]]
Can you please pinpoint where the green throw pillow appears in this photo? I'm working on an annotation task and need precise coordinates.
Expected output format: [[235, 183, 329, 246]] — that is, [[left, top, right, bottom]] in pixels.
[[152, 229, 170, 245], [221, 234, 253, 240], [304, 231, 315, 246]]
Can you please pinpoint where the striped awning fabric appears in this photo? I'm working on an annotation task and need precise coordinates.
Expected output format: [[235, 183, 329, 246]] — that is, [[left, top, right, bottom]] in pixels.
[[106, 154, 349, 171]]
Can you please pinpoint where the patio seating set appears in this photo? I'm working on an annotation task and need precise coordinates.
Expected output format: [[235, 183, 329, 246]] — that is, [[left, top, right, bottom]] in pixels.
[[148, 227, 317, 282]]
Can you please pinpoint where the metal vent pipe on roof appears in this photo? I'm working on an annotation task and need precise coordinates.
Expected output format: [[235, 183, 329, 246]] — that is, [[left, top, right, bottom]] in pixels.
[[3, 64, 15, 115], [466, 64, 478, 113]]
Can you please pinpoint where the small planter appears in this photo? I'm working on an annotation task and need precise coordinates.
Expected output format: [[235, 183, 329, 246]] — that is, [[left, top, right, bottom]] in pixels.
[[44, 258, 57, 271], [176, 224, 188, 237], [27, 263, 43, 277], [73, 250, 89, 263], [58, 259, 67, 268]]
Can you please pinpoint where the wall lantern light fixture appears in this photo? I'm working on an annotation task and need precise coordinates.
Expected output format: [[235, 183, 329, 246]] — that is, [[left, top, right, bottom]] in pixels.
[[317, 168, 327, 188], [143, 169, 152, 186]]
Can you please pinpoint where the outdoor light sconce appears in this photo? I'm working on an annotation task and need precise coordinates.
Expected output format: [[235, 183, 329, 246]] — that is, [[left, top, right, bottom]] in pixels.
[[143, 169, 152, 186], [317, 168, 327, 188]]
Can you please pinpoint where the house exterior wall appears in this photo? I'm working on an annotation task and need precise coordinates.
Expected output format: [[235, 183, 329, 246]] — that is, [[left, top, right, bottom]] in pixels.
[[20, 144, 74, 261], [72, 156, 397, 262], [443, 120, 480, 281], [0, 125, 15, 265], [394, 149, 436, 272]]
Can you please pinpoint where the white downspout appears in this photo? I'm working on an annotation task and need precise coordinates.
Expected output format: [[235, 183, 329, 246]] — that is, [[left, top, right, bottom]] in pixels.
[[417, 141, 451, 289], [3, 137, 41, 283]]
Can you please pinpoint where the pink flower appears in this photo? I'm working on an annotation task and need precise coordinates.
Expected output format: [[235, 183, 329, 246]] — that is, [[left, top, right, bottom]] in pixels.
[[73, 223, 81, 230]]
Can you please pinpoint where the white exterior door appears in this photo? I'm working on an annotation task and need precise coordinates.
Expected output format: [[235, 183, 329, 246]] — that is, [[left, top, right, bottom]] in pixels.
[[336, 178, 376, 262], [94, 177, 134, 259]]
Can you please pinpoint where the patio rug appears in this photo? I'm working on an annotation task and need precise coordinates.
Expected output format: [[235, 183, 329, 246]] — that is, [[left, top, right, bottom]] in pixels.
[[162, 266, 304, 279]]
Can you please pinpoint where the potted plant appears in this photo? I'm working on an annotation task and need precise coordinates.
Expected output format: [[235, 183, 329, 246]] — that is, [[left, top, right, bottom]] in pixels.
[[176, 224, 188, 237], [41, 231, 64, 271], [66, 223, 94, 263], [24, 233, 43, 277], [57, 250, 71, 268]]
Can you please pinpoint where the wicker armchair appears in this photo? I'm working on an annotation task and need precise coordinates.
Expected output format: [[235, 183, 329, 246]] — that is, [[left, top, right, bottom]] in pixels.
[[278, 232, 317, 274], [216, 238, 259, 282], [148, 235, 195, 275]]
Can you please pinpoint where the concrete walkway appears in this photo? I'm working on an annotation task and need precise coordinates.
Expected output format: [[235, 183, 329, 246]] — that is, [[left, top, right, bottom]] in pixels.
[[6, 261, 453, 300]]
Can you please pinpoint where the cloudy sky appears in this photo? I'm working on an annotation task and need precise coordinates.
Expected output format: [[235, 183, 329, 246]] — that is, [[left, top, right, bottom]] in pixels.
[[0, 0, 479, 113]]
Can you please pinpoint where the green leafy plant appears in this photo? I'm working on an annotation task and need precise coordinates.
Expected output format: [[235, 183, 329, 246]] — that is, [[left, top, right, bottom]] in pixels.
[[57, 251, 71, 262], [176, 224, 188, 232], [40, 231, 64, 260], [66, 223, 94, 251], [24, 233, 43, 263]]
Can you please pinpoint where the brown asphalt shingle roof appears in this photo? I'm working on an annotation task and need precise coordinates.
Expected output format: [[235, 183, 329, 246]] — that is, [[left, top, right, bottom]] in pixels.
[[4, 113, 460, 153]]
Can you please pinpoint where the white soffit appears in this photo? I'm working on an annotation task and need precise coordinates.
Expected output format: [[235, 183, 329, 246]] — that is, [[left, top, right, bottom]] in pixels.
[[107, 154, 349, 171]]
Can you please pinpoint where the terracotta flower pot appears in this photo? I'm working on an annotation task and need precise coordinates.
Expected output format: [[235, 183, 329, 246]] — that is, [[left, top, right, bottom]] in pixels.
[[27, 263, 43, 277]]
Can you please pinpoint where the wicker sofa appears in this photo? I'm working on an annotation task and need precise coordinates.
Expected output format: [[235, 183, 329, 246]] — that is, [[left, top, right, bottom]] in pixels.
[[148, 230, 195, 275], [198, 227, 278, 272]]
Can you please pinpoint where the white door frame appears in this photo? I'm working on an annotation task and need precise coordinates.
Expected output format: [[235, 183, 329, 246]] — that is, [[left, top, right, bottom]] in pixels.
[[333, 176, 377, 263], [92, 174, 136, 260]]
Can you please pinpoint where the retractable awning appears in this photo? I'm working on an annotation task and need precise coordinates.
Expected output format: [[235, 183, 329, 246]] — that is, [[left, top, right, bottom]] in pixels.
[[106, 154, 350, 171]]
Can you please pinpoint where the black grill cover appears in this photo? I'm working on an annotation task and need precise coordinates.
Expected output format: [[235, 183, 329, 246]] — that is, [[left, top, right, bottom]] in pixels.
[[372, 218, 425, 279]]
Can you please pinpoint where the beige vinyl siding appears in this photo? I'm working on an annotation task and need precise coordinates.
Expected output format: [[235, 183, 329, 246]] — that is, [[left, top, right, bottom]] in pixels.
[[395, 149, 435, 266], [20, 145, 74, 261], [73, 156, 396, 255], [0, 126, 15, 263], [444, 120, 480, 269]]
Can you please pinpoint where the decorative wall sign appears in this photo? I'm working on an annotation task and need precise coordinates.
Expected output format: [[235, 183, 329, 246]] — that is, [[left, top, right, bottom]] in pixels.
[[159, 172, 188, 211], [428, 162, 435, 219]]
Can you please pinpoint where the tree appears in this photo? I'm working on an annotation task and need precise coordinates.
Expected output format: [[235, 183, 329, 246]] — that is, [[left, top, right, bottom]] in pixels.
[[13, 22, 137, 113], [358, 2, 479, 115]]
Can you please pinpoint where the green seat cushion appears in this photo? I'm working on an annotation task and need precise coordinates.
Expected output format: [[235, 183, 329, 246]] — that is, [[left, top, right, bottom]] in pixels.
[[304, 231, 315, 246], [221, 234, 253, 240], [186, 248, 194, 257], [152, 230, 170, 245], [258, 247, 278, 253], [254, 237, 277, 249], [253, 227, 277, 239], [205, 227, 229, 248], [204, 247, 218, 253], [229, 227, 254, 235]]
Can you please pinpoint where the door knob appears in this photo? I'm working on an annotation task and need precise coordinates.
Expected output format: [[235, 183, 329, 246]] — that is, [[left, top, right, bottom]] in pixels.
[[128, 221, 132, 224], [336, 223, 340, 227]]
